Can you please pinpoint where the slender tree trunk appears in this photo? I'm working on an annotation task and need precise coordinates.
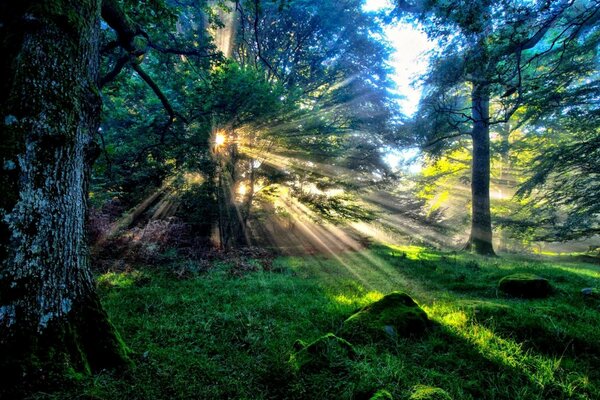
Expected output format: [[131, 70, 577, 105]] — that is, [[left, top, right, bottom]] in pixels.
[[497, 122, 511, 252], [465, 83, 496, 256], [243, 158, 256, 226], [0, 1, 129, 395]]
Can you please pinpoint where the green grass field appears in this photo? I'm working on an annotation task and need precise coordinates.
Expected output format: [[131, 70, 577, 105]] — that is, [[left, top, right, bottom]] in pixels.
[[34, 246, 600, 399]]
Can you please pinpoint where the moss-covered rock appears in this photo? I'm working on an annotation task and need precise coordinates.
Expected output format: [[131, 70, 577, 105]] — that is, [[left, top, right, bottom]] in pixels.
[[288, 333, 356, 373], [370, 388, 394, 399], [409, 385, 452, 400], [339, 292, 431, 343], [581, 287, 600, 299], [498, 273, 552, 298]]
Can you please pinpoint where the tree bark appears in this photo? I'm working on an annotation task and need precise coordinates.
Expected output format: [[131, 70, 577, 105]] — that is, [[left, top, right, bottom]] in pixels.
[[0, 1, 129, 395], [465, 83, 496, 256]]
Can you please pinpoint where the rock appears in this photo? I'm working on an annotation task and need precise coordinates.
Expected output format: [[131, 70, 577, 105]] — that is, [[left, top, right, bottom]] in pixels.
[[370, 389, 393, 399], [288, 333, 356, 373], [498, 273, 552, 298], [339, 292, 431, 343], [581, 287, 600, 299], [409, 385, 452, 400]]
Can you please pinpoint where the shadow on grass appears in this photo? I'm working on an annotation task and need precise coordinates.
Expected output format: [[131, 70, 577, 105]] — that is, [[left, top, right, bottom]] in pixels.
[[42, 249, 600, 400], [364, 245, 600, 361], [285, 245, 599, 398], [258, 305, 596, 400]]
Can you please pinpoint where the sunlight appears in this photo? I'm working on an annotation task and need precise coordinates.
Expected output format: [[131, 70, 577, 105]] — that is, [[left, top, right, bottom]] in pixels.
[[98, 271, 145, 289], [9, 0, 600, 397], [383, 147, 422, 173], [183, 172, 204, 186], [364, 0, 435, 116], [363, 0, 394, 12], [210, 0, 238, 58], [350, 221, 397, 244], [385, 22, 435, 116], [237, 182, 248, 196], [215, 131, 226, 146], [239, 144, 375, 183], [332, 290, 383, 306]]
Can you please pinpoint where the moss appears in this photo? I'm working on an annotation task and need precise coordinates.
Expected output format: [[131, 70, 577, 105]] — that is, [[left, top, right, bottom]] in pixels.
[[581, 287, 600, 299], [339, 292, 431, 343], [409, 385, 452, 400], [0, 291, 131, 398], [71, 291, 133, 371], [498, 273, 552, 298], [29, 0, 91, 38], [288, 333, 356, 374], [97, 270, 151, 289], [370, 389, 394, 399]]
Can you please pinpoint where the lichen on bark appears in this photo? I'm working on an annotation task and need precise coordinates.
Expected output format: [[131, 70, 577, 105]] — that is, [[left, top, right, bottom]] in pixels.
[[0, 1, 131, 396]]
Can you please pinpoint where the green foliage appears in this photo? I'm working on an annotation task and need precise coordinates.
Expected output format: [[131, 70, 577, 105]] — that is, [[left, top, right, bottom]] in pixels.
[[296, 190, 378, 223], [371, 389, 394, 400], [394, 0, 599, 249], [513, 132, 600, 241], [94, 0, 402, 241], [176, 180, 218, 234]]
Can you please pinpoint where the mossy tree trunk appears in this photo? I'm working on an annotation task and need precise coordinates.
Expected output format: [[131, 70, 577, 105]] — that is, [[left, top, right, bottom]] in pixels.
[[0, 1, 129, 395]]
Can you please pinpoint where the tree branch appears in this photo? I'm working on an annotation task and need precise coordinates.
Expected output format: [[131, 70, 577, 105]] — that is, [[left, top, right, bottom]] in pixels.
[[130, 62, 186, 124], [424, 132, 469, 148], [101, 0, 186, 125], [101, 0, 139, 53], [253, 0, 280, 80], [100, 54, 130, 88]]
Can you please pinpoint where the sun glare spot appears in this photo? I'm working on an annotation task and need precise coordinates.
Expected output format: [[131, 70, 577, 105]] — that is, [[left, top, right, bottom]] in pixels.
[[183, 172, 204, 186], [215, 132, 226, 146]]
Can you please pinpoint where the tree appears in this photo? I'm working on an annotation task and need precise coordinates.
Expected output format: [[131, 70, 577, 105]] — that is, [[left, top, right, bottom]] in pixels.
[[232, 0, 400, 207], [0, 1, 133, 393], [394, 0, 599, 255], [512, 94, 600, 242], [0, 0, 184, 393]]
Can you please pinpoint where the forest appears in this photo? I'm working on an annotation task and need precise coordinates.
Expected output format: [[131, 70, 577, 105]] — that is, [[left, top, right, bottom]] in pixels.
[[0, 0, 599, 399]]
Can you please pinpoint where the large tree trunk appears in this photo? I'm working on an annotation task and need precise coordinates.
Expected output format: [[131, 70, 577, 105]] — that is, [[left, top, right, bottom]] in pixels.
[[0, 1, 129, 395], [465, 83, 496, 256]]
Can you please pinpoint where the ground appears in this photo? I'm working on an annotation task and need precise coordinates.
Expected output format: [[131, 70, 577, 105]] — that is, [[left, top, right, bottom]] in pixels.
[[33, 244, 600, 399]]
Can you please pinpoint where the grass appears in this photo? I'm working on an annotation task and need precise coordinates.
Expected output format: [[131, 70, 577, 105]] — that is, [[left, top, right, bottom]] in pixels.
[[30, 245, 600, 399]]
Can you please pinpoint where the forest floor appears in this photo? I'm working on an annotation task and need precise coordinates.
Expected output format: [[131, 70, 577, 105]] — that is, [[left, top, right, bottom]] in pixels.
[[34, 244, 600, 400]]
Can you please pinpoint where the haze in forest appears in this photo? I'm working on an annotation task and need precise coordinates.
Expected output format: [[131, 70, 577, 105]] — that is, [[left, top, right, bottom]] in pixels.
[[1, 1, 599, 399]]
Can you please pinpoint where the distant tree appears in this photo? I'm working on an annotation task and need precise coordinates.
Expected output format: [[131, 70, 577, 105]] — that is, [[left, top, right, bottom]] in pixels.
[[394, 0, 600, 255], [514, 106, 600, 241]]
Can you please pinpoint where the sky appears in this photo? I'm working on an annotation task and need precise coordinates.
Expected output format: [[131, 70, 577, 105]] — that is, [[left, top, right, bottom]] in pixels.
[[363, 0, 434, 117], [363, 0, 433, 172]]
